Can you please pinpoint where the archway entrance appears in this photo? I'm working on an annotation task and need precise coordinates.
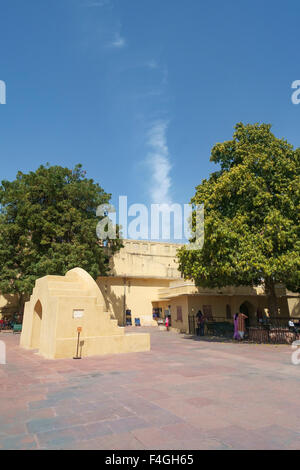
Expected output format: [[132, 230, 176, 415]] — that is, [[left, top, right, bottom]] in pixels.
[[31, 300, 43, 349], [239, 301, 255, 327]]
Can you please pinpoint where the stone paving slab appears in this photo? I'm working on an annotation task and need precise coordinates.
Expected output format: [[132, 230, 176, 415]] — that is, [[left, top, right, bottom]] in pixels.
[[0, 328, 300, 450]]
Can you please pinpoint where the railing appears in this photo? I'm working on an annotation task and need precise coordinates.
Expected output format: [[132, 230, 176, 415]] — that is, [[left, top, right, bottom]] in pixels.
[[188, 316, 232, 338], [248, 321, 300, 344], [187, 316, 300, 344]]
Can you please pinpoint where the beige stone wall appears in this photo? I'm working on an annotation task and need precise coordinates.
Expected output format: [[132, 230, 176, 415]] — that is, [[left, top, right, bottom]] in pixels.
[[109, 240, 183, 279]]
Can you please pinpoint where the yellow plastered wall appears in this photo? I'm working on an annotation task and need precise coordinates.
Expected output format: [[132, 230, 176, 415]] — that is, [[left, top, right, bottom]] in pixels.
[[186, 295, 265, 326], [97, 276, 171, 326], [187, 294, 291, 329], [166, 295, 189, 333], [109, 240, 182, 279]]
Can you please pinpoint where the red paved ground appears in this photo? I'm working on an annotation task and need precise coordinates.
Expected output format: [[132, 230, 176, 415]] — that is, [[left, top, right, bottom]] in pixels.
[[0, 327, 299, 450]]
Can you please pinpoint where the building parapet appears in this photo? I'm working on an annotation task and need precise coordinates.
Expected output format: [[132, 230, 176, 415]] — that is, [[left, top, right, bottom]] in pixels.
[[157, 281, 287, 301]]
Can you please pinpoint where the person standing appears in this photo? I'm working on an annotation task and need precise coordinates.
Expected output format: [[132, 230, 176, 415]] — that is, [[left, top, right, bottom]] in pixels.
[[233, 313, 240, 340], [257, 308, 263, 324], [288, 319, 298, 335], [199, 313, 205, 336], [237, 312, 248, 340], [196, 310, 203, 336]]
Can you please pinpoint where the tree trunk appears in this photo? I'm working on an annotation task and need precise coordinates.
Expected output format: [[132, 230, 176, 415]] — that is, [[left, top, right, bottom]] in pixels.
[[265, 279, 279, 317], [18, 293, 26, 314]]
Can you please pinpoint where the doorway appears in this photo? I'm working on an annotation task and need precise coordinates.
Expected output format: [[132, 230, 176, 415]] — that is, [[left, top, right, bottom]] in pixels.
[[239, 301, 255, 327]]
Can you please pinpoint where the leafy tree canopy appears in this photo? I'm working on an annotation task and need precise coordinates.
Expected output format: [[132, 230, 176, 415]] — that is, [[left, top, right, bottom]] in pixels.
[[0, 164, 122, 308], [178, 123, 300, 315]]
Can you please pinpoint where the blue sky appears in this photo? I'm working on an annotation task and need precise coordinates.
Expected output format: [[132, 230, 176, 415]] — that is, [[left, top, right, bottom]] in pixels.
[[0, 0, 300, 239]]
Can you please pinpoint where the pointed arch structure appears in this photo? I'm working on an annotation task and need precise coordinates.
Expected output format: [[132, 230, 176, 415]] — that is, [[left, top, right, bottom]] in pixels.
[[20, 268, 150, 359]]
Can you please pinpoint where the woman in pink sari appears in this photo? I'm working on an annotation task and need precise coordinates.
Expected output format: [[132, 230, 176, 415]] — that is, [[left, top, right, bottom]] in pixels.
[[233, 313, 240, 340]]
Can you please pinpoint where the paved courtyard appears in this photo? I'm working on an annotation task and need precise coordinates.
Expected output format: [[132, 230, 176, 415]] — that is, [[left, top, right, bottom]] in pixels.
[[0, 327, 299, 450]]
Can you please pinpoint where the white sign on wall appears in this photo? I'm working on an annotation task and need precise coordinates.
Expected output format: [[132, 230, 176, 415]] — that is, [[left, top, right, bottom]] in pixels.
[[73, 310, 84, 319]]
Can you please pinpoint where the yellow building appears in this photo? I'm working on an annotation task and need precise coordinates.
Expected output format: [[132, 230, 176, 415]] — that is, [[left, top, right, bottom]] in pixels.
[[153, 281, 299, 333], [97, 239, 183, 326], [97, 239, 300, 331]]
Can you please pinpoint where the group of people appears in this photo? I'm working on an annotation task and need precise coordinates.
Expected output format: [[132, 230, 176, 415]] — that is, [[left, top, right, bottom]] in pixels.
[[197, 309, 248, 340], [0, 318, 10, 330], [0, 313, 23, 331], [164, 307, 299, 341]]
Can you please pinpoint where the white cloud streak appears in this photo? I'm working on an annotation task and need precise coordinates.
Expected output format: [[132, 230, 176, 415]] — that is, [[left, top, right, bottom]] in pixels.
[[147, 120, 172, 205], [145, 60, 158, 69], [109, 32, 126, 48]]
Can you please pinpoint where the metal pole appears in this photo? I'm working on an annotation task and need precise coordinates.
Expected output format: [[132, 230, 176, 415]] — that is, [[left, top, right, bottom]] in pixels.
[[73, 329, 82, 360]]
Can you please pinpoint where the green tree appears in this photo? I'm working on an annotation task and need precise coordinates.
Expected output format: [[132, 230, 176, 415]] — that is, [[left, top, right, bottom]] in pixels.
[[178, 123, 300, 316], [0, 164, 122, 312]]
